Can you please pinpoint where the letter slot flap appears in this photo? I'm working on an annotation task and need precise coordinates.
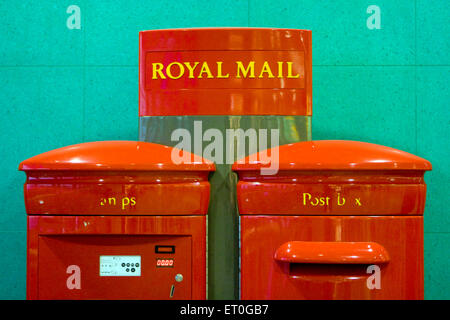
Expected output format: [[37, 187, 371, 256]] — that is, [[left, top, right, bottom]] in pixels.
[[274, 241, 390, 264]]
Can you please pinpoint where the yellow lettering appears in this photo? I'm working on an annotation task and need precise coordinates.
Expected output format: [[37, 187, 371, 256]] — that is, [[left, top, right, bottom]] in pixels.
[[277, 61, 283, 78], [166, 62, 185, 79], [258, 61, 275, 78], [152, 60, 302, 80], [184, 62, 200, 78], [122, 197, 130, 210], [152, 63, 166, 79], [302, 193, 332, 207], [216, 61, 230, 78], [198, 62, 214, 78], [337, 193, 346, 206], [236, 61, 255, 78], [286, 61, 300, 78], [302, 193, 311, 206]]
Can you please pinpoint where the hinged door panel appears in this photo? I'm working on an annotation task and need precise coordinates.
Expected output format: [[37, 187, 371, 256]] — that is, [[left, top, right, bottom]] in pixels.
[[38, 235, 191, 300], [241, 216, 423, 300]]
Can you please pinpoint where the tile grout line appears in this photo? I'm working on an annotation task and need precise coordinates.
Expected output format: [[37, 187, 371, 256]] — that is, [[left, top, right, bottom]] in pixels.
[[414, 0, 418, 154], [0, 231, 27, 233], [0, 65, 139, 68], [82, 0, 86, 142], [1, 65, 449, 68], [423, 232, 450, 234], [247, 0, 250, 27]]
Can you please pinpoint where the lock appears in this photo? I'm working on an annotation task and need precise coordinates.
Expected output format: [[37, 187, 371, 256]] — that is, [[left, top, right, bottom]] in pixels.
[[175, 273, 183, 282], [169, 274, 184, 298]]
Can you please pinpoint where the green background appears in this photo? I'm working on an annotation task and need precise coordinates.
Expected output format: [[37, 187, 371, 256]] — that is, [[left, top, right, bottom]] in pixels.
[[0, 0, 448, 299]]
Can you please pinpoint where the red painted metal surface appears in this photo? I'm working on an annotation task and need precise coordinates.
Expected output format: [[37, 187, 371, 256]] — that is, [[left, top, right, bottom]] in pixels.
[[274, 241, 390, 264], [236, 175, 427, 215], [19, 141, 214, 215], [22, 171, 211, 215], [21, 141, 213, 300], [27, 215, 206, 300], [235, 140, 430, 300], [234, 141, 431, 216], [19, 140, 214, 171], [233, 140, 432, 171], [241, 216, 423, 300], [139, 28, 312, 116]]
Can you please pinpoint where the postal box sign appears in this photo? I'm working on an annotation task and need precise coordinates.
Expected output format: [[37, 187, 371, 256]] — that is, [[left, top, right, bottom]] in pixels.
[[233, 140, 432, 215], [139, 28, 312, 116], [19, 141, 215, 215]]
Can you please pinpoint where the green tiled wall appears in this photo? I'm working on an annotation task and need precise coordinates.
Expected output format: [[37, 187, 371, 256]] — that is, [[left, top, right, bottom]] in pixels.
[[0, 0, 448, 299]]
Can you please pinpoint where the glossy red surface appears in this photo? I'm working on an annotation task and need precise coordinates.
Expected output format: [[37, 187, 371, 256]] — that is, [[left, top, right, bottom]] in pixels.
[[233, 140, 432, 171], [241, 216, 423, 300], [21, 141, 212, 299], [20, 141, 213, 215], [19, 141, 215, 171], [235, 141, 430, 216], [23, 172, 210, 215], [274, 241, 390, 264], [236, 177, 427, 215], [139, 28, 312, 116], [27, 215, 206, 300], [140, 28, 312, 51], [236, 141, 430, 299]]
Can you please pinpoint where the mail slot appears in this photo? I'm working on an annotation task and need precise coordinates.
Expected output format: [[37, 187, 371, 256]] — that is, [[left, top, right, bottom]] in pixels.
[[233, 140, 431, 299], [19, 141, 214, 300]]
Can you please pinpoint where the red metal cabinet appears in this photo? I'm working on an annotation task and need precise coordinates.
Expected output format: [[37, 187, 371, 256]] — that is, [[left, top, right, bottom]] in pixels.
[[20, 141, 214, 300], [233, 140, 431, 300]]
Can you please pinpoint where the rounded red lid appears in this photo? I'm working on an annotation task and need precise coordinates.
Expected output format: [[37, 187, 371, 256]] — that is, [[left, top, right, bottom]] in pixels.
[[232, 140, 432, 171], [19, 141, 215, 171], [139, 28, 312, 116]]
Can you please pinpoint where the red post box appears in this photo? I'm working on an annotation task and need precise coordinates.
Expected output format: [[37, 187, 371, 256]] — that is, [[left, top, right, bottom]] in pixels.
[[19, 141, 214, 300], [233, 140, 431, 300]]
